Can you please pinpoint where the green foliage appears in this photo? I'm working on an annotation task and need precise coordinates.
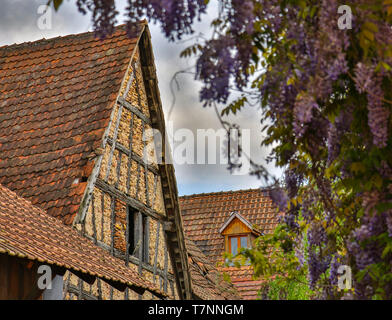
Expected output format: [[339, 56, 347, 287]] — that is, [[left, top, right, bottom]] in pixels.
[[47, 0, 63, 11], [53, 0, 392, 299], [263, 274, 313, 300], [221, 96, 248, 116], [180, 44, 204, 58], [234, 224, 314, 300]]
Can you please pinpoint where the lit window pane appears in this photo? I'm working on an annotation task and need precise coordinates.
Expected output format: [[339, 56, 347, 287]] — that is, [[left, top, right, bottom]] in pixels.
[[240, 236, 248, 249], [230, 237, 238, 255]]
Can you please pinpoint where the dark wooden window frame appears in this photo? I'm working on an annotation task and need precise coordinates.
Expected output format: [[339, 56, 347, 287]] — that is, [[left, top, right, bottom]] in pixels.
[[127, 206, 150, 264], [225, 233, 253, 266]]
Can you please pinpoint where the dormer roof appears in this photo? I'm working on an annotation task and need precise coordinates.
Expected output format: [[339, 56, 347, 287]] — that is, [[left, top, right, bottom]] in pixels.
[[219, 211, 261, 235]]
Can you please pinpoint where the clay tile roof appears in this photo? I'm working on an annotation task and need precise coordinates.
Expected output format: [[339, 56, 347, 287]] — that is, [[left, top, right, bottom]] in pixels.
[[0, 183, 165, 298], [220, 266, 264, 300], [179, 188, 280, 264], [185, 237, 240, 300], [179, 188, 281, 299], [0, 23, 144, 225]]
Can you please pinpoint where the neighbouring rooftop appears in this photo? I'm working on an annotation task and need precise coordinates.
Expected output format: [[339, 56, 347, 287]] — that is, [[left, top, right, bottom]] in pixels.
[[179, 188, 281, 299]]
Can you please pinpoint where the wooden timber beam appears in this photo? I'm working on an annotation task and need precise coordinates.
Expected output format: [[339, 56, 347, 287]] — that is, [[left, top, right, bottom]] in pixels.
[[95, 178, 165, 222], [106, 137, 159, 176], [82, 233, 176, 282], [118, 96, 151, 125], [137, 26, 193, 300]]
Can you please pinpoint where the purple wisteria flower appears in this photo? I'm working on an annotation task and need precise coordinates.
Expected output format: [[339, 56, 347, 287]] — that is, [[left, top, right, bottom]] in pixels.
[[293, 94, 318, 137]]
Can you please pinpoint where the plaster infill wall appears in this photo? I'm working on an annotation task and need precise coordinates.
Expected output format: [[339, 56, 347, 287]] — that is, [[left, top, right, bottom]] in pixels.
[[64, 47, 178, 300]]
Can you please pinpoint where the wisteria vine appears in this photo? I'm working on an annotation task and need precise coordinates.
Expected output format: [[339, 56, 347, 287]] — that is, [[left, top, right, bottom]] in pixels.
[[53, 0, 392, 299]]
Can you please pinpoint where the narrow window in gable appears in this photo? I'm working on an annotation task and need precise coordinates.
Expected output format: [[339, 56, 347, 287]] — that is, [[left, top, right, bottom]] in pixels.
[[128, 206, 136, 256], [127, 207, 149, 264]]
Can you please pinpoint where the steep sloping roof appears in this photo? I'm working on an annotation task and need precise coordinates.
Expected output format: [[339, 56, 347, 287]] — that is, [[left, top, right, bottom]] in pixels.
[[185, 237, 240, 300], [0, 183, 165, 298], [179, 188, 281, 299], [0, 23, 193, 300], [220, 267, 264, 300], [0, 24, 141, 225]]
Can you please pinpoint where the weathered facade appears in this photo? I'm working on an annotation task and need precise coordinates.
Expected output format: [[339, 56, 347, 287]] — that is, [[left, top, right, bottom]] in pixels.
[[0, 183, 164, 300], [67, 32, 182, 301], [0, 22, 191, 300]]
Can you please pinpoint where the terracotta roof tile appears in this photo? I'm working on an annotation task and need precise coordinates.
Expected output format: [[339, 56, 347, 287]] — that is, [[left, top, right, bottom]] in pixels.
[[0, 183, 164, 298], [179, 188, 281, 299], [0, 24, 143, 224], [185, 237, 240, 300]]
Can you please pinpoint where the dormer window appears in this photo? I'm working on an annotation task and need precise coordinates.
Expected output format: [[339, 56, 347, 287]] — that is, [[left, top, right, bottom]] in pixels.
[[219, 211, 261, 262], [229, 235, 248, 256]]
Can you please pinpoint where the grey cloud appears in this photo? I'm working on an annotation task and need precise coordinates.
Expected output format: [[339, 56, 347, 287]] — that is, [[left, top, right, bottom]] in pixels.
[[0, 0, 92, 46]]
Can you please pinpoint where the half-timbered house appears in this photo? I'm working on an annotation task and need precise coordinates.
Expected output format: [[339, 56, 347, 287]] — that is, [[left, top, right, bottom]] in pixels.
[[0, 21, 194, 300]]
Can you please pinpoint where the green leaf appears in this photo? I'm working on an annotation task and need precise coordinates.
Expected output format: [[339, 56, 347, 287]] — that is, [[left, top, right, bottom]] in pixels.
[[372, 174, 383, 189], [350, 162, 366, 174], [221, 96, 247, 116], [363, 21, 379, 33], [52, 0, 63, 11], [380, 61, 391, 71], [179, 44, 203, 58], [381, 243, 392, 259], [309, 6, 317, 18]]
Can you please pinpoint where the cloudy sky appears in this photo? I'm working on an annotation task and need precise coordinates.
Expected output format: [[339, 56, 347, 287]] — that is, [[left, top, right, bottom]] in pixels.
[[0, 0, 282, 195]]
